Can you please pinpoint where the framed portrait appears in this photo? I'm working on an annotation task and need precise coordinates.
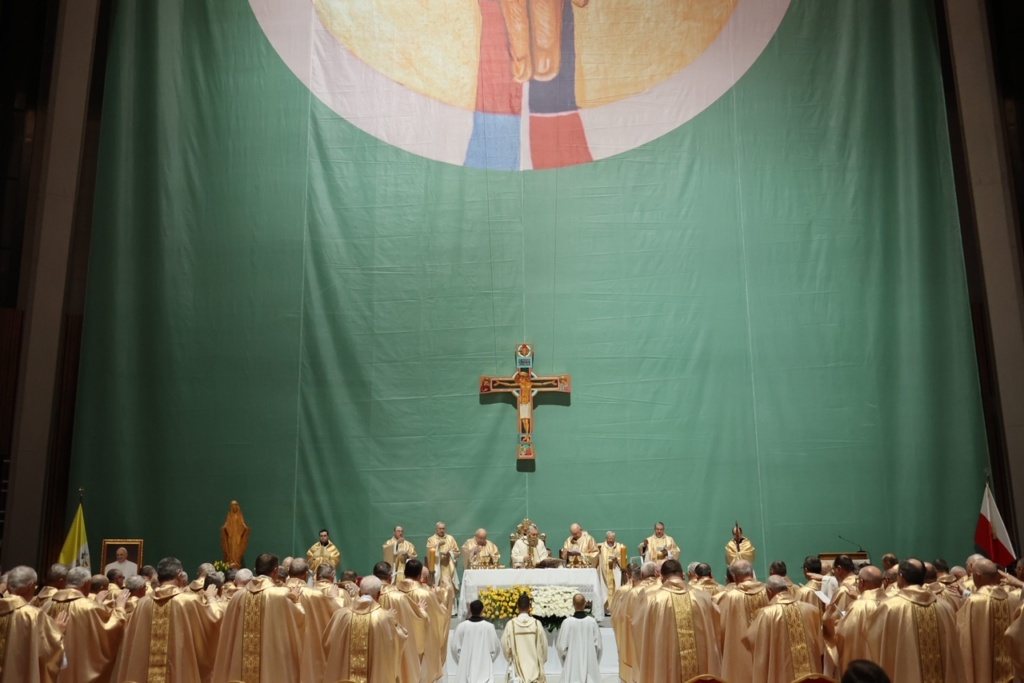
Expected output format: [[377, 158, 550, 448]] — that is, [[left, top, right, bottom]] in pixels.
[[100, 539, 144, 575]]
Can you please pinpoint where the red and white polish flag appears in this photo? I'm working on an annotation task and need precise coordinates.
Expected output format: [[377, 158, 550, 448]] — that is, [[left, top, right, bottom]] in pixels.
[[975, 484, 1016, 567]]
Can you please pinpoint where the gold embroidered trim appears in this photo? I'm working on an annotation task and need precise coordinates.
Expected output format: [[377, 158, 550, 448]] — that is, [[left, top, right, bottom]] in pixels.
[[241, 591, 264, 683], [991, 597, 1013, 682], [783, 603, 812, 678], [745, 589, 768, 624], [349, 611, 370, 683], [0, 612, 12, 674], [147, 600, 172, 683], [671, 591, 699, 680], [913, 603, 942, 683]]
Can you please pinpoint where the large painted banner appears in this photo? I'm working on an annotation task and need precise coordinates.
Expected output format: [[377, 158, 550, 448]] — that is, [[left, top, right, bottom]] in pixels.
[[72, 0, 988, 575]]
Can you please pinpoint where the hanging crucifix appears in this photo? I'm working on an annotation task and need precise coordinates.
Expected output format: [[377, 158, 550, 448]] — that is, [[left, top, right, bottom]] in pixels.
[[479, 343, 571, 461]]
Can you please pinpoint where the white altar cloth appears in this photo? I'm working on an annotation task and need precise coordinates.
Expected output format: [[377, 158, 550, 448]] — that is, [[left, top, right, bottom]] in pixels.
[[458, 568, 608, 623]]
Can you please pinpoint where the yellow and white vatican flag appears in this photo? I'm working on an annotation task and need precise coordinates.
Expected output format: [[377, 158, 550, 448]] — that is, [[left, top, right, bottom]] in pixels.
[[58, 503, 91, 568]]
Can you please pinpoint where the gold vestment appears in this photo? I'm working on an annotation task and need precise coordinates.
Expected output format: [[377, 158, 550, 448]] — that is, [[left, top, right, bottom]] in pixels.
[[41, 588, 126, 683], [210, 575, 306, 683], [0, 596, 63, 683], [712, 579, 768, 682], [111, 584, 222, 683], [956, 585, 1019, 683], [743, 591, 823, 683], [322, 597, 408, 683], [866, 585, 966, 682]]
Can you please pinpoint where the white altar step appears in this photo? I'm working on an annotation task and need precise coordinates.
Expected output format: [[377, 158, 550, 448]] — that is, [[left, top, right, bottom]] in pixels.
[[443, 624, 620, 683]]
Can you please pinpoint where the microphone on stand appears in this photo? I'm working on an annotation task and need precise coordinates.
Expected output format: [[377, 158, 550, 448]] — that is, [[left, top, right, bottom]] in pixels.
[[838, 535, 864, 552]]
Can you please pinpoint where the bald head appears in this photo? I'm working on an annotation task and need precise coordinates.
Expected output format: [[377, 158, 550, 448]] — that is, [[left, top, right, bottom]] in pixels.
[[858, 565, 883, 590], [973, 558, 1000, 587], [965, 553, 984, 572], [924, 562, 938, 583], [573, 593, 586, 611]]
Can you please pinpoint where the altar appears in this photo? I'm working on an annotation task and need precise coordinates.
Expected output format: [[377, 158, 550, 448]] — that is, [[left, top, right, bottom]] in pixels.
[[458, 568, 609, 623]]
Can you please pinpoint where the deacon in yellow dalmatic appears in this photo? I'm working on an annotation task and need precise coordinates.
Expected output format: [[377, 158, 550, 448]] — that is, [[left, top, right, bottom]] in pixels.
[[610, 565, 639, 683]]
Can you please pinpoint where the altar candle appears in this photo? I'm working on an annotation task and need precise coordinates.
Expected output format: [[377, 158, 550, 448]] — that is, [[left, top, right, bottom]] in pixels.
[[428, 547, 436, 573], [620, 545, 628, 568]]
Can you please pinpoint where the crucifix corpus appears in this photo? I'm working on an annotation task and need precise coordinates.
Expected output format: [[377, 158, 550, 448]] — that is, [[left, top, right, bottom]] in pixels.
[[479, 343, 571, 461]]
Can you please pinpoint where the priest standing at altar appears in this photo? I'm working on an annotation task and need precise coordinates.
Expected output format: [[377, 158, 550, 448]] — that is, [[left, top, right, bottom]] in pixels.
[[383, 526, 417, 580], [561, 523, 599, 568], [640, 522, 680, 562], [462, 529, 501, 569], [426, 521, 460, 588], [597, 531, 628, 612]]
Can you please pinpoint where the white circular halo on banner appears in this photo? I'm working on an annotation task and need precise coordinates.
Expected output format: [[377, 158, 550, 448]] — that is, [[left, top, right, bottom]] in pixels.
[[249, 0, 790, 170]]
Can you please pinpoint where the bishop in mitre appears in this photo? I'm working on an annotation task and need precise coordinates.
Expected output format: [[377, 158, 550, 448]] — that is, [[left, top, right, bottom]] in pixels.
[[632, 559, 721, 680], [742, 576, 824, 683], [561, 523, 598, 569], [0, 566, 64, 683], [307, 528, 341, 577], [597, 531, 627, 612], [112, 557, 222, 683], [725, 523, 756, 566], [512, 525, 550, 568], [502, 592, 548, 683], [639, 521, 680, 562], [322, 575, 408, 683], [42, 566, 128, 682], [383, 525, 418, 579], [426, 521, 460, 589], [211, 553, 306, 683]]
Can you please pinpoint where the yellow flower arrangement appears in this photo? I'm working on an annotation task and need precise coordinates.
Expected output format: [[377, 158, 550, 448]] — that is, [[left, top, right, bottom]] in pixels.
[[478, 585, 532, 621]]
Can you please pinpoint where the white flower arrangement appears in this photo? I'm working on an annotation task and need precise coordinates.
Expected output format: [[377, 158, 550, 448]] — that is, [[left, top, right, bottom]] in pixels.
[[529, 585, 577, 618]]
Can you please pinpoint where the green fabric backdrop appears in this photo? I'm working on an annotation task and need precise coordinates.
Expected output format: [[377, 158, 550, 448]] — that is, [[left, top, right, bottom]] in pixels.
[[70, 0, 988, 578]]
